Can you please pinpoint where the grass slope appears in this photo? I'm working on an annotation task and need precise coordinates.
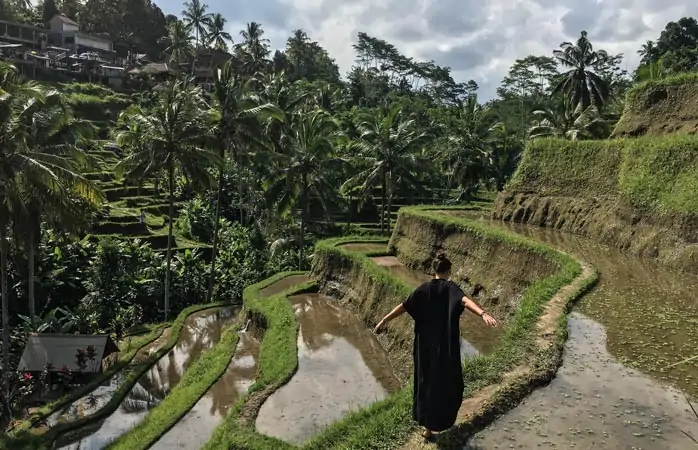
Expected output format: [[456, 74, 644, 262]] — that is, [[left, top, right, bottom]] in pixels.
[[200, 206, 592, 449], [613, 72, 698, 138], [507, 134, 698, 217]]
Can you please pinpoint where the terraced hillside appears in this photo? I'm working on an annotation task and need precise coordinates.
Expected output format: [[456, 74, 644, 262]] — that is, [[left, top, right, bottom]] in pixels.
[[83, 145, 210, 258]]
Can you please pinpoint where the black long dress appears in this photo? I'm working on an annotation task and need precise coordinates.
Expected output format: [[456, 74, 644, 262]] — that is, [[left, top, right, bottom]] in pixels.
[[402, 278, 465, 431]]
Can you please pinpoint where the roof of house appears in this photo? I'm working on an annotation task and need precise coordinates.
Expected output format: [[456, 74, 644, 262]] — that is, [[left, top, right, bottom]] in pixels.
[[128, 62, 177, 75], [18, 333, 119, 372], [51, 14, 79, 26]]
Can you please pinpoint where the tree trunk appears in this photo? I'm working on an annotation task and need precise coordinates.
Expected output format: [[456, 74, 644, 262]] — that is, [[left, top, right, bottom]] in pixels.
[[386, 171, 393, 233], [28, 231, 35, 328], [380, 169, 386, 235], [1, 224, 10, 385], [164, 164, 175, 321], [206, 171, 224, 303], [299, 175, 307, 270]]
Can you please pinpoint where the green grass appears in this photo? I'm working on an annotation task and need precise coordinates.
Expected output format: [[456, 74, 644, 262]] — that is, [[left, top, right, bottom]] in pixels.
[[202, 271, 310, 450], [201, 206, 592, 449], [624, 72, 698, 106], [1, 302, 235, 450], [507, 134, 698, 216]]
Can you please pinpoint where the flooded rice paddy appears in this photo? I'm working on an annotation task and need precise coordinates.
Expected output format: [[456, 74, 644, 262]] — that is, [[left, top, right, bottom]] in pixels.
[[56, 307, 237, 450], [435, 210, 698, 449], [255, 292, 401, 444], [151, 331, 260, 449]]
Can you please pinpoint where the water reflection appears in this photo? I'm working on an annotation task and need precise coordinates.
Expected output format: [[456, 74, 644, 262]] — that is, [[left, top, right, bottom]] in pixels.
[[256, 293, 400, 444], [57, 307, 237, 450], [454, 209, 698, 397]]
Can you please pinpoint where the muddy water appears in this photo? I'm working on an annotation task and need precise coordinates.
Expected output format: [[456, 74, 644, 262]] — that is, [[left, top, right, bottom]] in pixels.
[[260, 274, 308, 297], [57, 308, 236, 450], [151, 331, 260, 449], [370, 255, 502, 356], [456, 209, 698, 397], [433, 210, 698, 449], [46, 328, 172, 429], [465, 313, 698, 450], [255, 293, 401, 444], [339, 242, 388, 253]]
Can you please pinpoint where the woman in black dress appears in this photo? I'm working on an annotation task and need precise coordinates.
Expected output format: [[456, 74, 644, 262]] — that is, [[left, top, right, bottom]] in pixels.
[[374, 252, 498, 440]]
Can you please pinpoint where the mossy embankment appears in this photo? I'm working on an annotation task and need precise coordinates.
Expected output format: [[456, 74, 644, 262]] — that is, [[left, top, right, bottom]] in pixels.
[[307, 207, 595, 448], [612, 73, 698, 138], [493, 134, 698, 274]]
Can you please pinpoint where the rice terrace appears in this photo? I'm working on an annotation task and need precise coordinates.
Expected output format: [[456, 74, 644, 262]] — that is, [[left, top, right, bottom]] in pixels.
[[0, 2, 697, 449]]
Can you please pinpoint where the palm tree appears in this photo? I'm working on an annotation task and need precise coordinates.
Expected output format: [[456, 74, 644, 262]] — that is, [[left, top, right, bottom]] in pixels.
[[181, 0, 211, 50], [116, 78, 220, 320], [160, 20, 194, 65], [638, 40, 658, 65], [206, 62, 282, 302], [12, 88, 101, 326], [342, 105, 427, 234], [552, 30, 611, 113], [528, 102, 607, 140], [264, 108, 344, 268], [437, 95, 498, 200], [205, 13, 232, 51], [236, 22, 271, 76]]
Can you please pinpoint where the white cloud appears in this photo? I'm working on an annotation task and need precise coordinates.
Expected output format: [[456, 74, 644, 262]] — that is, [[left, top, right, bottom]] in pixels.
[[156, 0, 698, 100]]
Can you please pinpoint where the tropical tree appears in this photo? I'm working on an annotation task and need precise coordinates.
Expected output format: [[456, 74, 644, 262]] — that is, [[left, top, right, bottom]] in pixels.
[[181, 0, 211, 50], [160, 20, 194, 65], [437, 95, 498, 201], [236, 22, 271, 76], [12, 88, 101, 326], [205, 13, 232, 50], [206, 61, 282, 302], [528, 102, 608, 140], [264, 108, 344, 268], [116, 78, 220, 320], [552, 30, 611, 113], [342, 105, 428, 234]]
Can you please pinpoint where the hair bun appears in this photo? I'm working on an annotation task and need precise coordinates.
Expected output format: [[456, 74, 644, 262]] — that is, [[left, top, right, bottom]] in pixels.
[[435, 251, 447, 261]]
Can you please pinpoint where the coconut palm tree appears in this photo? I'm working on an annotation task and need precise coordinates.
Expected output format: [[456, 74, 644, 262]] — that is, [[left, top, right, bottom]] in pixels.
[[528, 102, 607, 140], [552, 30, 611, 113], [437, 95, 499, 200], [116, 78, 220, 320], [205, 13, 232, 51], [161, 20, 194, 65], [341, 105, 428, 234], [264, 108, 344, 268], [206, 61, 282, 302], [236, 22, 271, 76], [181, 0, 211, 50], [12, 88, 101, 326]]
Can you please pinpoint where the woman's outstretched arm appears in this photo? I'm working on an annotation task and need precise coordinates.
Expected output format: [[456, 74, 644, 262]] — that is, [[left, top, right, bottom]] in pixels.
[[462, 296, 498, 327], [374, 303, 406, 333]]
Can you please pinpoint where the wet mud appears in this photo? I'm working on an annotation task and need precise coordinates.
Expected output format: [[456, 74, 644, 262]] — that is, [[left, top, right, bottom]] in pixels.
[[465, 313, 698, 449], [57, 307, 237, 450], [255, 293, 400, 444], [150, 331, 260, 449], [370, 255, 502, 356]]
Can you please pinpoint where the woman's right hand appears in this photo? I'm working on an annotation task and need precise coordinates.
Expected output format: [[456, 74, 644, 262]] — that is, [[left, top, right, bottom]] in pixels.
[[374, 320, 386, 334]]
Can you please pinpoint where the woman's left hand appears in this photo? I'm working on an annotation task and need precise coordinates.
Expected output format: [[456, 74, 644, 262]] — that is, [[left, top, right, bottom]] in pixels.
[[481, 313, 498, 327]]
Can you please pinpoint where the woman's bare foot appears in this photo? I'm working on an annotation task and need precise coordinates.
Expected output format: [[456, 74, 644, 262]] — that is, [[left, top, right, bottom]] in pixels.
[[421, 429, 434, 440]]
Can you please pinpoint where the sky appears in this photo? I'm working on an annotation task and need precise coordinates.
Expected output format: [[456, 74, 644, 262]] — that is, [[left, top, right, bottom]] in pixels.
[[156, 0, 698, 100]]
